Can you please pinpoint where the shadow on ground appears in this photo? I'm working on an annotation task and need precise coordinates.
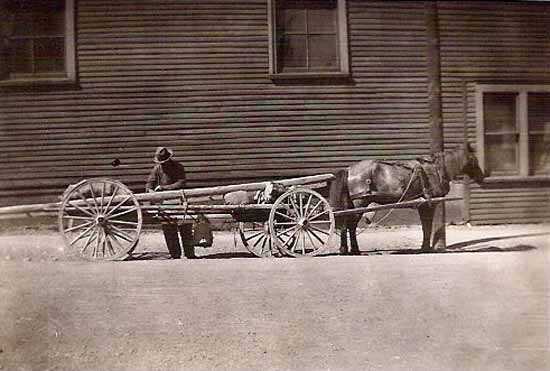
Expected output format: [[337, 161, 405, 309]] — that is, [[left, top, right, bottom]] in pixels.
[[128, 251, 257, 260]]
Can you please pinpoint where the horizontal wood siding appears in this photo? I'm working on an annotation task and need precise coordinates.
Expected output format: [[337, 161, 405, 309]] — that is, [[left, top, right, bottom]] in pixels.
[[438, 1, 550, 224], [0, 0, 431, 206]]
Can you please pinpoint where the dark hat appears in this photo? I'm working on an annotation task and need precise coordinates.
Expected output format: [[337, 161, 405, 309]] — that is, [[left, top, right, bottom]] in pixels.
[[153, 147, 174, 164]]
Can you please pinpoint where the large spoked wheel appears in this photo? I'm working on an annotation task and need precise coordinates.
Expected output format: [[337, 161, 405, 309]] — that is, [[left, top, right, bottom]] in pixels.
[[269, 188, 335, 257], [58, 178, 142, 261], [238, 221, 276, 258]]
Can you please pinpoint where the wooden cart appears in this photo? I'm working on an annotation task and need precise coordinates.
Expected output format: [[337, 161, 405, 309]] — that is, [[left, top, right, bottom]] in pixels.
[[0, 174, 337, 261]]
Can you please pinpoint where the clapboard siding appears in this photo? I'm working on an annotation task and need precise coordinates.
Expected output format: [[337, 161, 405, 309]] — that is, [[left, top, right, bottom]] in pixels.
[[438, 1, 550, 224], [0, 0, 431, 205]]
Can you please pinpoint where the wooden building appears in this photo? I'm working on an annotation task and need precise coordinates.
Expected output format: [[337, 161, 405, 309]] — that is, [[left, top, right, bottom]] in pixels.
[[0, 0, 549, 224]]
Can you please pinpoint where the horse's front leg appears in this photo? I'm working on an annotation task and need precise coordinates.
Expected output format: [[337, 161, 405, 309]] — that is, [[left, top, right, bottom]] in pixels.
[[418, 204, 435, 251], [348, 215, 361, 255]]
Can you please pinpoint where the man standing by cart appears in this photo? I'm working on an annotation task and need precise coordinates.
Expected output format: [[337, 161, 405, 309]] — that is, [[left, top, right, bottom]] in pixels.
[[146, 147, 196, 259]]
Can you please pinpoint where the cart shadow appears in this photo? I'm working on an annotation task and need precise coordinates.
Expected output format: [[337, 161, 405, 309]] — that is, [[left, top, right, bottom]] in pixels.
[[127, 251, 258, 260]]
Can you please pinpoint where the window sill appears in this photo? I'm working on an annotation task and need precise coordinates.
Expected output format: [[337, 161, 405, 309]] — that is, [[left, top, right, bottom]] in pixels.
[[483, 175, 550, 184], [269, 72, 352, 84], [0, 77, 79, 91]]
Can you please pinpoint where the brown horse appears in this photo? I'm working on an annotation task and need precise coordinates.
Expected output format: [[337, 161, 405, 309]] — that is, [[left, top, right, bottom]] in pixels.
[[329, 144, 484, 254]]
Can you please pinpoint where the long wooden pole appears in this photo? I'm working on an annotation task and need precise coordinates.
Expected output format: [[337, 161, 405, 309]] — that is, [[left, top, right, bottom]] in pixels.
[[0, 173, 335, 216], [425, 1, 446, 250]]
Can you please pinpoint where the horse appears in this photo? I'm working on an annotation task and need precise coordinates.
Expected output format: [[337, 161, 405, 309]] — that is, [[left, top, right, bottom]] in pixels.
[[329, 144, 485, 254]]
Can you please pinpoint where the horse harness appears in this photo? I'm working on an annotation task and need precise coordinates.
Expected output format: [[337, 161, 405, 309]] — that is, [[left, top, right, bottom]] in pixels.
[[350, 155, 449, 201]]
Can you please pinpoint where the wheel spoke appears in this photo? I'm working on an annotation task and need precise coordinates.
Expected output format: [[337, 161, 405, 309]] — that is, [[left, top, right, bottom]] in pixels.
[[80, 229, 98, 255], [245, 230, 265, 242], [308, 224, 331, 237], [109, 225, 134, 243], [280, 227, 299, 248], [105, 229, 126, 254], [76, 190, 96, 214], [309, 209, 330, 221], [107, 207, 138, 220], [69, 224, 96, 246], [104, 233, 117, 256], [289, 196, 301, 218], [100, 181, 106, 213], [252, 234, 266, 248], [305, 200, 323, 219], [305, 230, 319, 251], [88, 184, 100, 214], [105, 195, 132, 217], [309, 220, 331, 225], [303, 194, 313, 217], [301, 230, 307, 254], [275, 210, 296, 222], [307, 227, 326, 244], [275, 224, 298, 238], [92, 228, 102, 259], [63, 215, 94, 221], [108, 220, 139, 227], [260, 234, 268, 255], [68, 200, 95, 217], [103, 185, 120, 213], [64, 221, 93, 233]]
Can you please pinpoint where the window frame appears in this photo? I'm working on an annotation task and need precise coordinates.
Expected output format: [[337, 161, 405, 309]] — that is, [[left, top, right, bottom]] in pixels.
[[0, 0, 76, 88], [268, 0, 350, 80], [476, 84, 550, 183]]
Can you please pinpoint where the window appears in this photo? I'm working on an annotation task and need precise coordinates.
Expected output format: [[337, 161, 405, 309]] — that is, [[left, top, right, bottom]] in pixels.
[[476, 85, 550, 179], [0, 0, 75, 86], [268, 0, 349, 79]]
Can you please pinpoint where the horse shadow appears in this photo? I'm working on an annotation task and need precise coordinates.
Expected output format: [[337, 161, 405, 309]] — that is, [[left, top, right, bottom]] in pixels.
[[328, 231, 548, 256]]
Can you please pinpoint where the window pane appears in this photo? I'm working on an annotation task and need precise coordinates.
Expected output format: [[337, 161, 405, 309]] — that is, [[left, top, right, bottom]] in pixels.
[[280, 35, 307, 70], [9, 39, 33, 74], [528, 93, 550, 132], [34, 37, 64, 72], [308, 1, 337, 33], [34, 8, 65, 36], [486, 134, 518, 175], [484, 93, 517, 133], [280, 7, 306, 33], [12, 12, 35, 36], [529, 134, 550, 174], [309, 35, 337, 69]]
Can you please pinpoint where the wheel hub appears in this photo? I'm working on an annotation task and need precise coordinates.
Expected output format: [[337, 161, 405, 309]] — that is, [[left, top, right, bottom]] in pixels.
[[95, 215, 107, 226]]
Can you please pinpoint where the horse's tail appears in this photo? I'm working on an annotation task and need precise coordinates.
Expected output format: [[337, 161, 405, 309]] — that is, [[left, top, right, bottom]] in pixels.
[[329, 169, 351, 212]]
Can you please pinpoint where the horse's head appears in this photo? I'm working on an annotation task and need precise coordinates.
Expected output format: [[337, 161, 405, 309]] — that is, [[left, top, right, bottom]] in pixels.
[[462, 143, 484, 184]]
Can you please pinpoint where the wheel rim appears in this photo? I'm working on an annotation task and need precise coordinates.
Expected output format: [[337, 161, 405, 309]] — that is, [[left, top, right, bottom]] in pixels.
[[238, 221, 274, 258], [58, 178, 142, 261], [269, 188, 334, 257]]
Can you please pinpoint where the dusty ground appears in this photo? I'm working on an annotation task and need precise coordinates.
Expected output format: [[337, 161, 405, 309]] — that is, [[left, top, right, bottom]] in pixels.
[[0, 223, 549, 371]]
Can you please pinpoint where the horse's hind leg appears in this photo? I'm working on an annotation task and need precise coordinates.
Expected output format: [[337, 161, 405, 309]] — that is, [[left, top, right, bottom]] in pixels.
[[418, 204, 435, 251], [339, 222, 349, 255]]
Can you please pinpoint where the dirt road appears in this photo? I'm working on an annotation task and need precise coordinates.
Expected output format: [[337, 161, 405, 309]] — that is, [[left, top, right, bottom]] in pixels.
[[0, 224, 549, 371]]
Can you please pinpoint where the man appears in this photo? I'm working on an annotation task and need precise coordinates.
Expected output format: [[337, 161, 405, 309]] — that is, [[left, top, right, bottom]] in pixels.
[[146, 147, 196, 259]]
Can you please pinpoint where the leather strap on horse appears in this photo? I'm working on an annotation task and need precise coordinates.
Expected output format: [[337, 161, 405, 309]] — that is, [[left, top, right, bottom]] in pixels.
[[413, 163, 433, 201]]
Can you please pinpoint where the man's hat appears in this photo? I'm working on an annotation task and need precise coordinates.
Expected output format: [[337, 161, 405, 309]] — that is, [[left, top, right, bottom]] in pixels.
[[153, 147, 174, 164]]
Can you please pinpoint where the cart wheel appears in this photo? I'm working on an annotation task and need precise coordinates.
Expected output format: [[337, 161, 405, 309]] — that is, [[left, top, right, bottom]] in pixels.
[[238, 221, 275, 258], [269, 188, 334, 257], [58, 178, 142, 261]]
